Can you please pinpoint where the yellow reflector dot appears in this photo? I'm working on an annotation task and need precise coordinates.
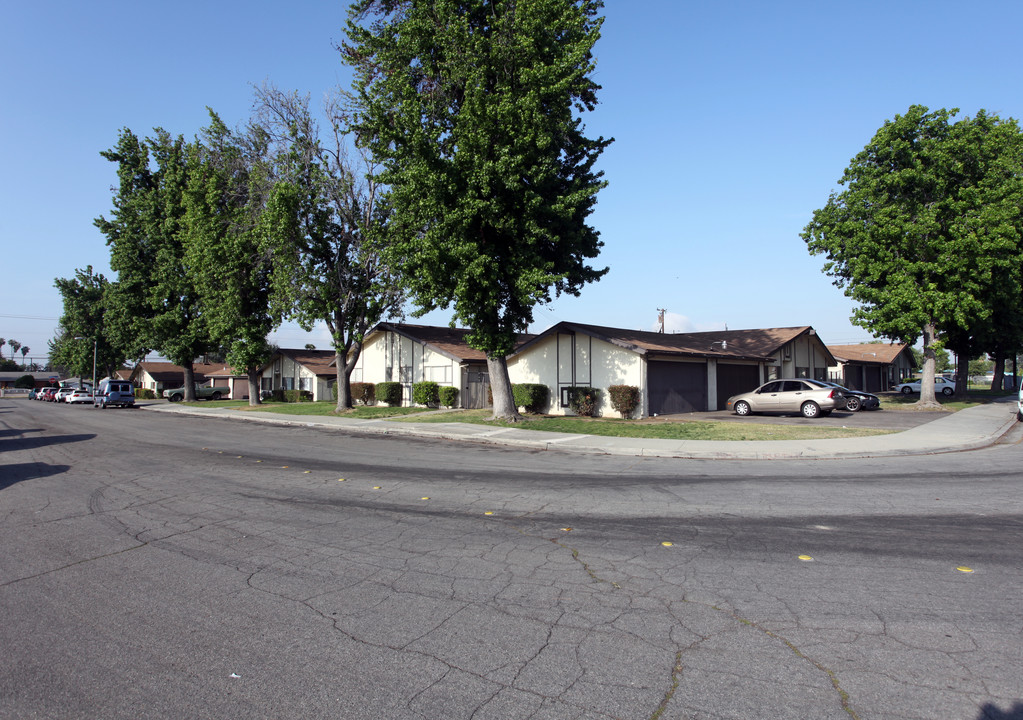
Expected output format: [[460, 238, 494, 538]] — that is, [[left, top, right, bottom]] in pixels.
[[303, 471, 311, 474], [421, 497, 430, 500], [255, 460, 262, 463], [798, 555, 814, 561], [561, 528, 572, 532], [484, 511, 494, 515], [337, 478, 346, 482], [373, 486, 381, 490], [957, 566, 974, 573], [661, 542, 673, 547]]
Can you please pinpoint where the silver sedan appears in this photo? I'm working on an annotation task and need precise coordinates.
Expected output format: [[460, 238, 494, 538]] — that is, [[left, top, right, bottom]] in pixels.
[[726, 379, 845, 418]]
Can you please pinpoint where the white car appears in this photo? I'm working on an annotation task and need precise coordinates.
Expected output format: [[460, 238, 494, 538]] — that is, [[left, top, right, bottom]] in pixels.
[[894, 376, 956, 396], [1017, 385, 1022, 421], [66, 388, 95, 404]]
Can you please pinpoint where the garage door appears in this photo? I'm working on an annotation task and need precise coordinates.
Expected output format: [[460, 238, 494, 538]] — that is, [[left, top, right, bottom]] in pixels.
[[716, 364, 760, 410], [648, 361, 707, 415], [863, 366, 883, 393]]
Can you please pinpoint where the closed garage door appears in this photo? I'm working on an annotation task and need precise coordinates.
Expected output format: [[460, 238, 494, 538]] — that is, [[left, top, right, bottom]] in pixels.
[[716, 364, 760, 410], [648, 361, 707, 415], [864, 366, 883, 393]]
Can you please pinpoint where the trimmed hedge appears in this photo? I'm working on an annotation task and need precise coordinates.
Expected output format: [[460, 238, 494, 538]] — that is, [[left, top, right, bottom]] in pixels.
[[376, 381, 403, 407], [439, 385, 459, 408], [135, 388, 157, 399], [512, 383, 549, 413], [271, 389, 313, 403], [413, 381, 440, 406], [608, 385, 640, 419], [351, 382, 376, 405], [566, 386, 600, 417]]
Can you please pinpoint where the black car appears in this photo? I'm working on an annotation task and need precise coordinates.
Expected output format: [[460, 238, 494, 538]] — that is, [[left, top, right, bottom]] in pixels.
[[819, 381, 881, 411]]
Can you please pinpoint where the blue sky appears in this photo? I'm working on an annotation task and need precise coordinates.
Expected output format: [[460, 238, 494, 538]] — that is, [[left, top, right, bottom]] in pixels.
[[3, 1, 1022, 365]]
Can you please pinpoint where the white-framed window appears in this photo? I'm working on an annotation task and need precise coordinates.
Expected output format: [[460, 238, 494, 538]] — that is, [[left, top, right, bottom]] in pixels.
[[425, 365, 451, 383], [282, 376, 295, 390], [299, 376, 312, 392]]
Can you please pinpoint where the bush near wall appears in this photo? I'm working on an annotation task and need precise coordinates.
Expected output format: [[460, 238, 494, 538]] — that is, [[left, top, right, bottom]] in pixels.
[[608, 385, 640, 419], [376, 381, 403, 407], [567, 386, 600, 417], [271, 389, 313, 403], [413, 381, 440, 406], [351, 382, 376, 405], [512, 383, 549, 413], [136, 388, 156, 399], [439, 385, 459, 408]]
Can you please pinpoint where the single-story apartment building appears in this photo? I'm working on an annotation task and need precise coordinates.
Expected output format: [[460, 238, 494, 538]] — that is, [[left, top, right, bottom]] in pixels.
[[507, 322, 837, 417], [129, 361, 223, 395], [347, 323, 534, 408], [827, 343, 915, 392], [258, 349, 338, 402]]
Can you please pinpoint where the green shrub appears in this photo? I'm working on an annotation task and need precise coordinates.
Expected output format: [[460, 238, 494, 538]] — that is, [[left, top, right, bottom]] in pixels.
[[512, 383, 549, 413], [284, 389, 313, 403], [376, 381, 403, 407], [439, 385, 459, 408], [413, 381, 440, 406], [608, 385, 640, 419], [351, 382, 376, 405], [567, 386, 600, 417], [14, 374, 35, 389], [135, 388, 156, 399]]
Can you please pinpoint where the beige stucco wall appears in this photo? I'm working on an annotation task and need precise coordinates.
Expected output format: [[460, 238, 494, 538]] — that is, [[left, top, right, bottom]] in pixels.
[[350, 331, 462, 406], [509, 333, 643, 416], [263, 355, 330, 402], [768, 334, 831, 380]]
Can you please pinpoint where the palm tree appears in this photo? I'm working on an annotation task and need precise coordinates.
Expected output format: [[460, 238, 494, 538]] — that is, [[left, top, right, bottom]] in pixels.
[[9, 340, 21, 360], [20, 346, 30, 367], [0, 338, 5, 359]]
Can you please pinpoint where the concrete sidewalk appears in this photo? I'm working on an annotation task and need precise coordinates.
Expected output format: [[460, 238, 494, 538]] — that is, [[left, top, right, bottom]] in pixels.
[[145, 398, 1021, 460]]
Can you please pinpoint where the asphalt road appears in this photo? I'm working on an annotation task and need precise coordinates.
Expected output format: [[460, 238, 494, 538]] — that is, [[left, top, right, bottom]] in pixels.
[[2, 399, 1021, 720]]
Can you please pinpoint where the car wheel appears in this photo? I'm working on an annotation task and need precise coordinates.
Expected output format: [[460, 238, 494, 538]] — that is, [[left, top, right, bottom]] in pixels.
[[844, 396, 861, 412], [801, 401, 821, 418], [942, 387, 953, 396], [734, 400, 752, 416], [169, 394, 182, 402], [900, 386, 913, 394], [211, 392, 222, 401]]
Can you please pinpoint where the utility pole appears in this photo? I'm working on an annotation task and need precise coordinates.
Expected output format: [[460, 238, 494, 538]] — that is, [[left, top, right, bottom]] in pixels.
[[657, 308, 666, 334]]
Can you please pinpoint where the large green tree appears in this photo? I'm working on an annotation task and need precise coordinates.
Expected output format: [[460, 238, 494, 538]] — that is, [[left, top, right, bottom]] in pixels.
[[184, 112, 278, 405], [50, 266, 127, 382], [343, 0, 612, 419], [803, 106, 1023, 405], [96, 129, 213, 400], [255, 85, 405, 411]]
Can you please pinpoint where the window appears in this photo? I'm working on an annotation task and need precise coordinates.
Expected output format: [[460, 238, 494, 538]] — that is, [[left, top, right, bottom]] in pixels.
[[261, 377, 272, 391], [282, 377, 295, 391], [299, 377, 312, 392], [796, 367, 809, 378]]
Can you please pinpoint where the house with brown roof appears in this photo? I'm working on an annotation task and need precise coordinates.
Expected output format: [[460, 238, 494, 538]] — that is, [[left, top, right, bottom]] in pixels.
[[257, 349, 338, 402], [507, 322, 837, 416], [827, 343, 915, 392], [130, 361, 223, 395], [348, 323, 534, 408]]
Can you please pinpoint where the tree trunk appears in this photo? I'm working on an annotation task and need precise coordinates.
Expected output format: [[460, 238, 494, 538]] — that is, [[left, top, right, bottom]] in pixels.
[[917, 323, 941, 408], [990, 354, 1005, 392], [246, 367, 261, 406], [487, 354, 522, 422], [182, 363, 197, 402], [333, 338, 364, 412]]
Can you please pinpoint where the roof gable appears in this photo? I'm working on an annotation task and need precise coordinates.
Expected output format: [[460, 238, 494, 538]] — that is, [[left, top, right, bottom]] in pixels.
[[359, 323, 534, 363], [827, 343, 910, 365]]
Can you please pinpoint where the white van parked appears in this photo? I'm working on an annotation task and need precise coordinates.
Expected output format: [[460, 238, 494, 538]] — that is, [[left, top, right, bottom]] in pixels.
[[94, 379, 135, 408]]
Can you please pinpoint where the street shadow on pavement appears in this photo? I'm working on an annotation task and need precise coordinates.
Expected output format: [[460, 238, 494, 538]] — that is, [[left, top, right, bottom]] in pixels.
[[0, 463, 72, 491], [0, 433, 96, 453], [978, 702, 1023, 720]]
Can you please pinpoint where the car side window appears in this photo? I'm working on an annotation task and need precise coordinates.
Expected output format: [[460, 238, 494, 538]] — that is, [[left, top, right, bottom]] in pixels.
[[781, 381, 805, 392], [760, 381, 782, 393]]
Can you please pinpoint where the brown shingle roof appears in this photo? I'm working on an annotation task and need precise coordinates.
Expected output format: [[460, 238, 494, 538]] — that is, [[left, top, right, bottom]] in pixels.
[[365, 323, 535, 362], [518, 322, 824, 362], [271, 349, 339, 377], [827, 343, 909, 365], [132, 361, 222, 386]]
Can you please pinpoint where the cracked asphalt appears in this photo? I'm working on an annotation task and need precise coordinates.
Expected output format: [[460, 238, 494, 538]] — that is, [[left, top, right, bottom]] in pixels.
[[2, 398, 1022, 719]]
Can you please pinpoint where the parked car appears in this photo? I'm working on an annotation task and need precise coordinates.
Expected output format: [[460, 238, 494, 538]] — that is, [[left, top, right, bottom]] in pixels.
[[894, 376, 955, 396], [726, 378, 845, 418], [54, 386, 78, 403], [40, 387, 58, 401], [1018, 384, 1023, 422], [66, 388, 94, 404], [28, 388, 40, 400], [818, 381, 881, 412], [94, 379, 136, 408], [162, 383, 226, 402]]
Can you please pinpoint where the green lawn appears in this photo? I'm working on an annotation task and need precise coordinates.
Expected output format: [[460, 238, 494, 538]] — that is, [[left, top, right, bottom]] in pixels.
[[390, 409, 892, 441]]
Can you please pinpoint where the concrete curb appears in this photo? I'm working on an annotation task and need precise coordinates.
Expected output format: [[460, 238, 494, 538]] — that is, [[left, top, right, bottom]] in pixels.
[[141, 398, 1020, 460]]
